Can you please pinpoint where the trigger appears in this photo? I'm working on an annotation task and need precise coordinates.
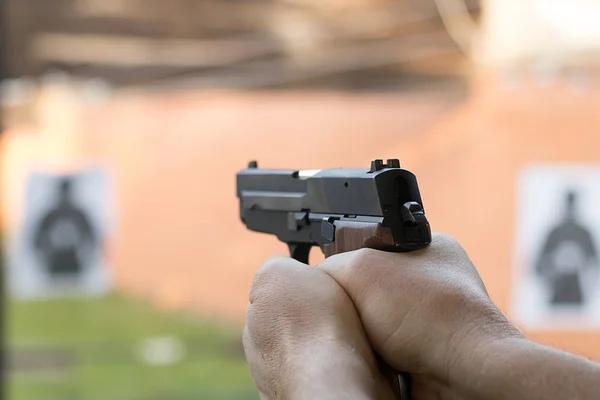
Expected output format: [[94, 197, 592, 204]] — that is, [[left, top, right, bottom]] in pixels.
[[288, 243, 312, 264]]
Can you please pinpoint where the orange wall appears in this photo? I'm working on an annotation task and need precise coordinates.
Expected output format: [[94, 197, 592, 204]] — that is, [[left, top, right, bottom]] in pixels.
[[2, 73, 600, 361], [76, 91, 454, 315]]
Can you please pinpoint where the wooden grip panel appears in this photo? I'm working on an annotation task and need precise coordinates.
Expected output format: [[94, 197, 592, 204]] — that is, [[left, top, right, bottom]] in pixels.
[[323, 220, 397, 258]]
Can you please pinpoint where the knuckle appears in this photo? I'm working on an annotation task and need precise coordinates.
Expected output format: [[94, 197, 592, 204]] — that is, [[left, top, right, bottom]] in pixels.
[[248, 258, 302, 335], [338, 247, 389, 289], [430, 232, 468, 258], [255, 256, 286, 282], [431, 232, 460, 249], [349, 247, 382, 270], [250, 257, 291, 303]]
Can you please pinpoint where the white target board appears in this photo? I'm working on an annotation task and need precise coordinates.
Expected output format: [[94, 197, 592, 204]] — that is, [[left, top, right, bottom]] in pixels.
[[512, 164, 600, 330], [6, 168, 114, 299]]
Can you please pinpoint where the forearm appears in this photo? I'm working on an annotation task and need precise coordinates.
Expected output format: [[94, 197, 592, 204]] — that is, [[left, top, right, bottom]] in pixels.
[[450, 337, 600, 400]]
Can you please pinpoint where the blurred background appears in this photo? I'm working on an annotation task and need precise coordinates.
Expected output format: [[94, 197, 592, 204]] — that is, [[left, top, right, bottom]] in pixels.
[[2, 0, 600, 399]]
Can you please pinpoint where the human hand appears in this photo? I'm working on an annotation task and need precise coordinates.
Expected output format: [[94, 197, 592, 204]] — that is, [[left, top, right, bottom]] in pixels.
[[243, 256, 396, 399], [244, 233, 522, 399]]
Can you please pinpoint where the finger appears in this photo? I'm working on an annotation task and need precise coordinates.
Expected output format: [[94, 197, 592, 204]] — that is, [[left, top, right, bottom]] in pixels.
[[245, 256, 395, 399]]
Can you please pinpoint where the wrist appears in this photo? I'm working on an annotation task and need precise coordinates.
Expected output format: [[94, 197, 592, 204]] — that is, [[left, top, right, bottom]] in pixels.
[[437, 299, 524, 390], [443, 306, 526, 398]]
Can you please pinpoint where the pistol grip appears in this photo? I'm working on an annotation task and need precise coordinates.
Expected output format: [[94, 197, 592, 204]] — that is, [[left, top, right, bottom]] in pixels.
[[321, 220, 412, 400]]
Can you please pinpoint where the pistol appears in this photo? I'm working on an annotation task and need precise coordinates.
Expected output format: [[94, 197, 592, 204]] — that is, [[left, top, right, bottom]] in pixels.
[[236, 158, 432, 400]]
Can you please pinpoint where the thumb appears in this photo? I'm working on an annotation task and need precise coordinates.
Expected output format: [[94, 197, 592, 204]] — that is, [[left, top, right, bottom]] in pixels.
[[244, 256, 395, 400], [316, 234, 498, 376]]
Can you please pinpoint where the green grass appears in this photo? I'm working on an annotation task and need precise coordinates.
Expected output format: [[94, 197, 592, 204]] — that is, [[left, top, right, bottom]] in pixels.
[[6, 293, 259, 400]]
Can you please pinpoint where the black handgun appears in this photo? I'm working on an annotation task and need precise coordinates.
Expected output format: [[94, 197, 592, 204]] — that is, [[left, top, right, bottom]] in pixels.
[[236, 158, 432, 400]]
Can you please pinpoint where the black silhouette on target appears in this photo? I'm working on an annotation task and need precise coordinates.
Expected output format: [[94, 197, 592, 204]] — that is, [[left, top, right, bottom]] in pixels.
[[33, 178, 97, 278], [535, 190, 598, 306]]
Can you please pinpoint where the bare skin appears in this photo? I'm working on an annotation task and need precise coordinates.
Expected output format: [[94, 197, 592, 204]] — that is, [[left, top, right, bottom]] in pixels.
[[244, 233, 600, 400]]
